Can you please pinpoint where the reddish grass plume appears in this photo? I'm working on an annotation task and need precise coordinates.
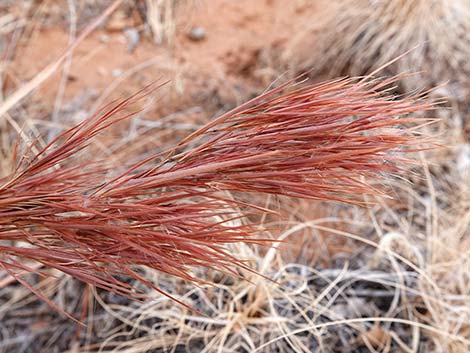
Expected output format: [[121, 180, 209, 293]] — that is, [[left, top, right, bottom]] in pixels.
[[0, 77, 433, 315]]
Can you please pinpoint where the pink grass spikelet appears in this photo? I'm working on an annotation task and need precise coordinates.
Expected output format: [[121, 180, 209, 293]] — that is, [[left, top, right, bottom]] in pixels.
[[0, 77, 434, 315]]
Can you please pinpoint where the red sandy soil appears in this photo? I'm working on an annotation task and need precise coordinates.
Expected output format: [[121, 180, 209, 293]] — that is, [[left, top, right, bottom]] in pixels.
[[7, 0, 321, 113]]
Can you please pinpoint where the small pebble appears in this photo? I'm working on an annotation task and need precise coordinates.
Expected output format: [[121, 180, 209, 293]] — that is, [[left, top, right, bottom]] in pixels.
[[124, 28, 140, 53], [187, 26, 206, 41], [112, 68, 123, 77], [99, 34, 110, 43]]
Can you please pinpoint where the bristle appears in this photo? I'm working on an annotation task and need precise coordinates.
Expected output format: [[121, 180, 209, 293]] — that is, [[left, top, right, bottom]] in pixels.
[[0, 78, 434, 315]]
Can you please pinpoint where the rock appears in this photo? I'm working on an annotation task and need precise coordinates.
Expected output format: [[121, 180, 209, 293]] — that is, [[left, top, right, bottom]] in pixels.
[[99, 34, 110, 43], [111, 68, 123, 77], [124, 28, 140, 53], [187, 26, 206, 41]]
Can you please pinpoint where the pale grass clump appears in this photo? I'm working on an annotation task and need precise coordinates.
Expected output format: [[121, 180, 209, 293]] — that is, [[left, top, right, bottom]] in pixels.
[[286, 0, 470, 91]]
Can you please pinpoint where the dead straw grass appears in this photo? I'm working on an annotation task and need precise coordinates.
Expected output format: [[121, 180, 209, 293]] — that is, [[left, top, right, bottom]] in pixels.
[[286, 0, 470, 92]]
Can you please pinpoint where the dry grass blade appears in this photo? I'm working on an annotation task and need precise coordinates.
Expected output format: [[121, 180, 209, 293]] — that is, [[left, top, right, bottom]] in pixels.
[[0, 77, 434, 316]]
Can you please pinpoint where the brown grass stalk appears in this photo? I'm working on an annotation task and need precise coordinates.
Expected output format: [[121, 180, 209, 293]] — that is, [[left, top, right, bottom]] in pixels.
[[0, 77, 434, 316]]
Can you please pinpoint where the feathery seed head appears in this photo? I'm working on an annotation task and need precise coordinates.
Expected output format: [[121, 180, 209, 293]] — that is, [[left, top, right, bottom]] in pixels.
[[0, 78, 434, 316]]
